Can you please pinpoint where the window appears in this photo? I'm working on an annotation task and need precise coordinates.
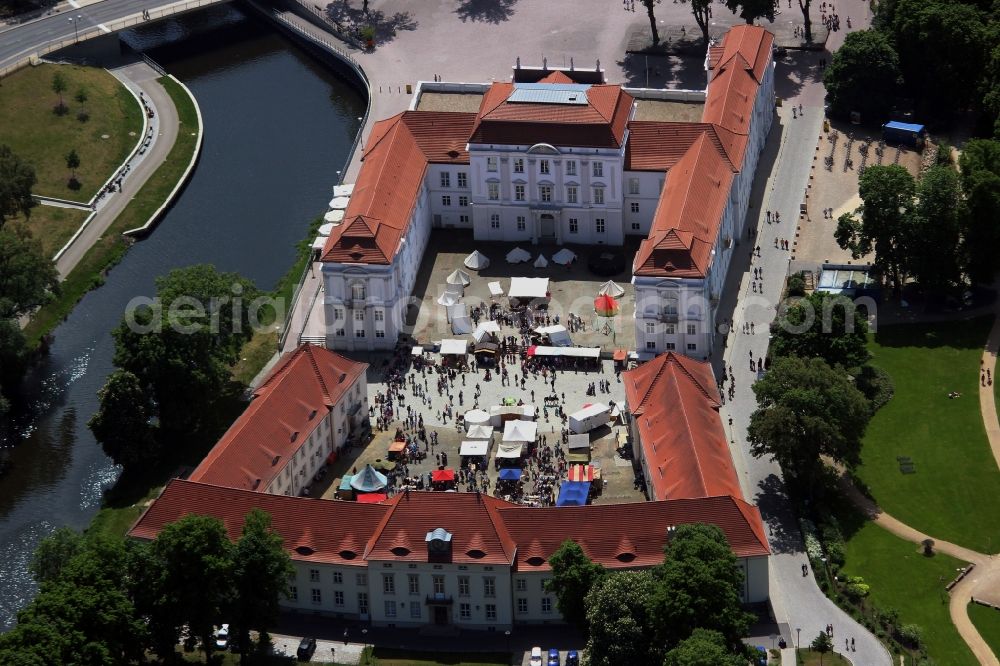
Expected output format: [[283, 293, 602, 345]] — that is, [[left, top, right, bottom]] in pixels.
[[459, 214, 470, 224], [459, 196, 469, 207], [288, 586, 298, 602], [687, 323, 697, 335], [333, 571, 343, 584], [516, 216, 526, 231], [383, 574, 395, 595], [631, 202, 640, 213], [514, 184, 525, 201], [334, 590, 344, 607], [541, 598, 552, 614], [646, 340, 657, 350], [645, 322, 655, 334], [333, 307, 344, 322], [441, 195, 452, 207], [665, 342, 676, 350], [540, 159, 550, 174], [440, 172, 451, 188], [358, 592, 369, 615], [687, 343, 697, 351], [487, 156, 497, 172], [457, 172, 468, 188], [433, 575, 445, 595], [592, 161, 603, 177], [408, 574, 420, 595], [488, 182, 499, 200], [354, 309, 365, 322], [356, 573, 367, 586], [384, 600, 397, 618], [631, 222, 640, 230], [566, 186, 578, 204], [569, 218, 578, 234], [490, 214, 500, 229], [486, 604, 497, 620], [309, 569, 320, 582], [517, 598, 528, 614], [513, 158, 524, 173], [566, 160, 577, 176], [628, 177, 640, 195], [335, 328, 345, 337], [375, 329, 385, 338], [539, 185, 552, 202], [311, 588, 322, 605], [351, 283, 366, 301], [459, 603, 471, 619], [515, 578, 526, 592], [458, 576, 470, 596], [593, 187, 604, 204], [484, 577, 496, 598], [410, 603, 422, 619], [595, 218, 605, 233], [374, 309, 384, 322]]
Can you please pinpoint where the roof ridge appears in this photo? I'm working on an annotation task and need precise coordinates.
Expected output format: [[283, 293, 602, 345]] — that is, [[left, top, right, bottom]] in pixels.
[[302, 344, 332, 405], [659, 361, 712, 497], [364, 493, 402, 559], [669, 354, 719, 404]]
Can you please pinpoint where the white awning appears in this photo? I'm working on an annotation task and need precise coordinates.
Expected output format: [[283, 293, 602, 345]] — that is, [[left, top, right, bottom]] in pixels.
[[464, 409, 490, 426], [446, 302, 466, 322], [311, 236, 327, 251], [323, 209, 344, 224], [506, 247, 531, 264], [502, 420, 537, 443], [329, 196, 350, 209], [452, 316, 473, 335], [332, 183, 354, 197], [440, 339, 468, 355], [497, 442, 524, 458], [411, 346, 424, 356], [473, 320, 501, 342], [488, 281, 504, 296], [531, 346, 601, 358], [318, 222, 335, 236], [533, 254, 548, 268], [570, 403, 609, 421], [552, 248, 577, 265], [509, 277, 549, 299], [460, 440, 489, 456], [465, 425, 494, 439], [534, 324, 572, 347], [464, 250, 490, 270], [567, 433, 590, 449]]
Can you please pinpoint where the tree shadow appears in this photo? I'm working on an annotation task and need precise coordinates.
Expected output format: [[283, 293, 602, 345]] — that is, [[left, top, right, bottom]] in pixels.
[[872, 314, 994, 351], [773, 49, 823, 103], [454, 0, 518, 23], [753, 473, 805, 555], [615, 52, 705, 90], [324, 3, 418, 47]]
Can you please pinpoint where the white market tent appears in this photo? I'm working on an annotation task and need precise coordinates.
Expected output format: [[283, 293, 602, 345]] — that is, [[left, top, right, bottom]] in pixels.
[[464, 409, 490, 426], [323, 209, 344, 223], [437, 292, 459, 307], [446, 269, 471, 286], [465, 424, 494, 439], [598, 280, 625, 297], [464, 250, 490, 270], [411, 345, 424, 356], [533, 254, 549, 268], [530, 346, 601, 358], [488, 281, 504, 296], [460, 440, 490, 457], [567, 433, 591, 450], [329, 196, 350, 209], [497, 442, 524, 459], [472, 320, 501, 342], [535, 324, 572, 347], [446, 302, 466, 323], [332, 183, 355, 197], [568, 403, 611, 434], [452, 316, 473, 335], [318, 222, 336, 236], [440, 339, 468, 355], [552, 248, 577, 265], [311, 236, 327, 252], [506, 247, 531, 264], [509, 277, 549, 299], [503, 420, 538, 443]]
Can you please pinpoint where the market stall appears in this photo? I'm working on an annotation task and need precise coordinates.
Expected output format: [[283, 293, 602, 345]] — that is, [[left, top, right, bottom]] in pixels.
[[556, 481, 591, 506], [568, 402, 611, 433]]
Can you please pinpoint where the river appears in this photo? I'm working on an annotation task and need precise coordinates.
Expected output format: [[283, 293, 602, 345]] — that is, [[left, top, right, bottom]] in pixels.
[[0, 4, 364, 630]]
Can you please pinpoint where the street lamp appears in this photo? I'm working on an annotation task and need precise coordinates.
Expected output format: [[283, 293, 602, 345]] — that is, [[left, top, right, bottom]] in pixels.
[[504, 629, 511, 655], [68, 15, 82, 41], [796, 627, 801, 649], [361, 627, 368, 657]]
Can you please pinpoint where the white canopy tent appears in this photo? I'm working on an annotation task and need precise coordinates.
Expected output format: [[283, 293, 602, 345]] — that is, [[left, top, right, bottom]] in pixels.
[[465, 424, 494, 439], [318, 222, 336, 236], [411, 345, 424, 356], [496, 442, 524, 459], [311, 236, 327, 252], [487, 281, 504, 296], [552, 248, 577, 265], [567, 433, 591, 450], [439, 339, 468, 356], [452, 316, 473, 335], [506, 247, 531, 264], [459, 440, 490, 457], [533, 254, 549, 268], [446, 302, 466, 323], [598, 280, 625, 297], [464, 409, 491, 426], [530, 346, 601, 358], [329, 196, 350, 209], [535, 324, 572, 347], [446, 269, 471, 286], [332, 183, 354, 197], [464, 250, 490, 270], [472, 320, 501, 342], [323, 209, 344, 224], [568, 403, 611, 434], [509, 277, 549, 299], [437, 292, 459, 307], [503, 420, 537, 443]]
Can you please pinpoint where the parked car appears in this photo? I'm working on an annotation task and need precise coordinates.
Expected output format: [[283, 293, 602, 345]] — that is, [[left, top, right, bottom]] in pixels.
[[566, 650, 579, 666], [529, 646, 543, 666], [297, 637, 317, 661], [214, 624, 229, 651], [547, 648, 560, 666]]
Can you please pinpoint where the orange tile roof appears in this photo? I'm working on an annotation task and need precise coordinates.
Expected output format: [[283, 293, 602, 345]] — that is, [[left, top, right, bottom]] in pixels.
[[624, 121, 735, 172], [713, 24, 774, 83], [622, 352, 744, 501], [702, 56, 759, 144], [469, 82, 633, 148], [129, 481, 769, 568], [320, 112, 476, 265], [188, 344, 367, 491], [537, 71, 575, 84]]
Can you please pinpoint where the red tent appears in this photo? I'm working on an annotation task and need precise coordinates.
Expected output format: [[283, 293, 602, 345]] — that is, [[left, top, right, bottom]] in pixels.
[[526, 345, 538, 357], [594, 294, 619, 316], [356, 493, 387, 503], [431, 468, 456, 483], [568, 464, 596, 482]]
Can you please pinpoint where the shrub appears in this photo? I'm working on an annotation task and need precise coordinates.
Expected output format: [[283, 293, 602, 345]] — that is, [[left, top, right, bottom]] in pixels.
[[825, 540, 846, 567], [936, 141, 952, 166], [844, 576, 870, 601], [77, 111, 90, 122], [899, 623, 923, 648], [856, 364, 895, 410], [787, 273, 807, 296]]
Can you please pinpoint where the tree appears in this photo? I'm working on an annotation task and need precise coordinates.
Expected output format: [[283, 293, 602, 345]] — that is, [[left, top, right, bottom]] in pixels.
[[959, 140, 1000, 282], [835, 164, 916, 293], [679, 0, 712, 47], [747, 357, 871, 492], [811, 631, 833, 663], [663, 628, 747, 666], [544, 539, 604, 632], [51, 71, 67, 112], [0, 144, 37, 228], [231, 510, 294, 654], [909, 165, 964, 291], [150, 514, 234, 663], [30, 527, 84, 585], [74, 87, 87, 107], [798, 0, 813, 42], [584, 570, 661, 666], [724, 0, 776, 24], [87, 369, 157, 469], [65, 149, 80, 187], [651, 524, 754, 651], [637, 0, 662, 45], [0, 226, 59, 319], [823, 30, 901, 122], [771, 291, 870, 369]]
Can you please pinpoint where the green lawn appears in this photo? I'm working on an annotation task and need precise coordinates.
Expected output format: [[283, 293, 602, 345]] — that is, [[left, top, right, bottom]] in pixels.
[[23, 75, 200, 349], [11, 204, 89, 258], [0, 63, 143, 200], [841, 521, 976, 665], [363, 648, 510, 666], [856, 316, 1000, 552], [968, 602, 1000, 660]]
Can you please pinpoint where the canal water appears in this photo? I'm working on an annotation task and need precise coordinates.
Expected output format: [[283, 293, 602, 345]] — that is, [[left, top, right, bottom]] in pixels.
[[0, 4, 364, 630]]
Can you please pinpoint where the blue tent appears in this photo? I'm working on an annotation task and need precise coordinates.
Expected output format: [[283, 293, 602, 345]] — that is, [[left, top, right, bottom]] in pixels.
[[556, 481, 591, 506], [498, 468, 523, 481], [350, 464, 388, 492]]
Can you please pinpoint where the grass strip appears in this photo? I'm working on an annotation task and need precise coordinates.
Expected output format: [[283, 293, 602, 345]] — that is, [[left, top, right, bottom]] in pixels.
[[23, 76, 200, 349]]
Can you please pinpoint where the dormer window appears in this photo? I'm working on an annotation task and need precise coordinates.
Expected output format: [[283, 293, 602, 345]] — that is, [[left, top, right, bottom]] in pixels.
[[425, 527, 453, 560]]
